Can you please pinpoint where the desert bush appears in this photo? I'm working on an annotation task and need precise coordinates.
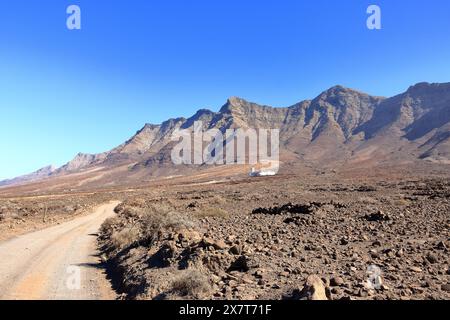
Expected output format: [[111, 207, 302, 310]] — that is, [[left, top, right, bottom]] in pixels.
[[125, 197, 147, 208], [114, 202, 127, 214], [114, 203, 143, 220], [110, 227, 141, 251], [100, 216, 122, 236], [104, 201, 197, 253], [194, 206, 229, 219], [359, 196, 379, 205], [165, 211, 195, 229], [147, 202, 175, 215], [141, 210, 196, 244], [211, 195, 226, 205], [170, 269, 211, 298], [392, 198, 410, 207]]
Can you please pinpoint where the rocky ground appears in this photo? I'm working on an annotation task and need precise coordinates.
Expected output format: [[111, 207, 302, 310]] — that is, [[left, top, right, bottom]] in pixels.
[[98, 176, 450, 300]]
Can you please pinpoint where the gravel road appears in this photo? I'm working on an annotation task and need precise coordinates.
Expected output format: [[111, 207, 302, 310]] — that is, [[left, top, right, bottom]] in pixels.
[[0, 202, 119, 300]]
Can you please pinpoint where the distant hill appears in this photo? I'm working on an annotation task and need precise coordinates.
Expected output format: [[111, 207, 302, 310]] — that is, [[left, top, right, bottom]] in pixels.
[[0, 165, 57, 187]]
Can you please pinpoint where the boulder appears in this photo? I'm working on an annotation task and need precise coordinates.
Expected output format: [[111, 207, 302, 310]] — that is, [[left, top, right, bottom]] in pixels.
[[294, 275, 328, 300], [177, 230, 202, 244], [201, 238, 228, 250], [330, 276, 344, 287], [229, 245, 242, 255]]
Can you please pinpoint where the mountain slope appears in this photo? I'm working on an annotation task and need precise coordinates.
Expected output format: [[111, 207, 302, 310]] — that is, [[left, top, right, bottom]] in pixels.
[[0, 165, 57, 187], [2, 82, 449, 189]]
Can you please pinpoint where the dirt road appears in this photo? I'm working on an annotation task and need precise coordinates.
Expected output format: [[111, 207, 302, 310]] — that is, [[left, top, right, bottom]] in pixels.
[[0, 202, 119, 300]]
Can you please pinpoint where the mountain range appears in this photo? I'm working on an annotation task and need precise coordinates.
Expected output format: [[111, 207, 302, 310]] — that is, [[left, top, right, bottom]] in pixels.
[[1, 82, 449, 190]]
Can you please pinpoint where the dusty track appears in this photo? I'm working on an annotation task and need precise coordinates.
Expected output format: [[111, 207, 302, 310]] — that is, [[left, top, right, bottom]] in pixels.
[[0, 202, 119, 300]]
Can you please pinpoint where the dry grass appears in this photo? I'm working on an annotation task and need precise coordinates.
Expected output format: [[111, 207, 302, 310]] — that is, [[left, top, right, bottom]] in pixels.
[[110, 227, 140, 251], [358, 196, 379, 205], [194, 206, 229, 218], [170, 269, 211, 298], [101, 201, 197, 253], [141, 210, 196, 244], [391, 197, 410, 207]]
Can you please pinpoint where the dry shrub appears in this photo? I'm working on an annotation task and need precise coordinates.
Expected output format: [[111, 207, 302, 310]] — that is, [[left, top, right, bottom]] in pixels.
[[392, 198, 410, 207], [102, 200, 197, 253], [125, 198, 147, 208], [194, 206, 229, 219], [100, 216, 122, 235], [141, 210, 195, 244], [110, 227, 140, 251], [170, 270, 211, 298], [211, 195, 226, 205], [122, 207, 143, 219], [162, 211, 196, 230], [359, 196, 379, 205], [147, 202, 175, 215]]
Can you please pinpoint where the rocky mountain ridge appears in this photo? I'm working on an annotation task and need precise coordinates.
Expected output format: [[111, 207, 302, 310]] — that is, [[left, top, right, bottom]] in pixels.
[[2, 82, 449, 188]]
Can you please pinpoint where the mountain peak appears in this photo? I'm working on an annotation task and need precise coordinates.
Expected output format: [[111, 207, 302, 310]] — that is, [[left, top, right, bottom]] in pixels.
[[329, 84, 348, 91], [320, 85, 367, 97], [193, 108, 215, 117], [58, 152, 107, 173], [407, 82, 433, 93], [220, 96, 255, 113], [227, 96, 247, 105], [406, 82, 450, 95]]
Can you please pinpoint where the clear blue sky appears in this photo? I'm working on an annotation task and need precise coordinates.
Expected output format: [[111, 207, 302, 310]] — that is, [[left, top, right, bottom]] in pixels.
[[1, 0, 450, 180]]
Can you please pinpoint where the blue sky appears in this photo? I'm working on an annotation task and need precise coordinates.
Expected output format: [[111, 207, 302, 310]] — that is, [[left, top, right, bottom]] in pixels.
[[1, 0, 450, 180]]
